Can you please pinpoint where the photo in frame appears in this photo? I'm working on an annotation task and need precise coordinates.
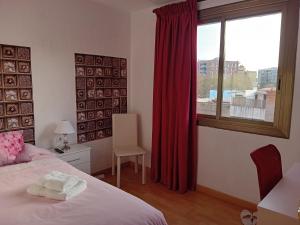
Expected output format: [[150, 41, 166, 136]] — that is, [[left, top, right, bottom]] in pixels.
[[0, 44, 35, 143], [75, 53, 127, 143]]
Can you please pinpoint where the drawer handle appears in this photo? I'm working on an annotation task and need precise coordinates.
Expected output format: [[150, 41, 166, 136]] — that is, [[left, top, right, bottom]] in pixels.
[[67, 158, 80, 163]]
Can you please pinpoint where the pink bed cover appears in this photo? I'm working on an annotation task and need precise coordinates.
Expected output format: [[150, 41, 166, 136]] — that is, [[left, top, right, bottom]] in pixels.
[[0, 156, 168, 225]]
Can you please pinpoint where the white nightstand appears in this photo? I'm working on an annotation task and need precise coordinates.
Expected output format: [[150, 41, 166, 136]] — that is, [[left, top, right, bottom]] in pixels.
[[51, 144, 91, 174]]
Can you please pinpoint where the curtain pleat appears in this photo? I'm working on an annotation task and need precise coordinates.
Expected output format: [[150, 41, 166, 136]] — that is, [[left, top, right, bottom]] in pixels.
[[151, 0, 198, 193]]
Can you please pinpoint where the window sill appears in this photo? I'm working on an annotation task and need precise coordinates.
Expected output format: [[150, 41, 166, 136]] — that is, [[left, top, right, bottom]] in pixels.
[[197, 116, 289, 139]]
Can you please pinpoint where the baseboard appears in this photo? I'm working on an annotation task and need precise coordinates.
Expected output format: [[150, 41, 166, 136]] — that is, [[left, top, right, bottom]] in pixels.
[[197, 185, 257, 211]]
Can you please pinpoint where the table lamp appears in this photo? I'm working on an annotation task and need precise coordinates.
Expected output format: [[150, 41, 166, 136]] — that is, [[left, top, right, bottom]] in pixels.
[[54, 120, 75, 151]]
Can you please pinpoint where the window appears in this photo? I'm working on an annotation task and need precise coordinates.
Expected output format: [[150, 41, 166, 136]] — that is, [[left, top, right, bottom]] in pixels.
[[197, 22, 221, 115], [222, 13, 281, 122], [197, 0, 299, 138]]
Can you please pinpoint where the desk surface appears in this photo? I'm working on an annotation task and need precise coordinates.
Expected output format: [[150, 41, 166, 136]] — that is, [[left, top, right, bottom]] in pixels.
[[258, 162, 300, 222]]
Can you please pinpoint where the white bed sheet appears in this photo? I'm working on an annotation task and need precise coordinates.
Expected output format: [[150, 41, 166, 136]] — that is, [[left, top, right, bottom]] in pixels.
[[0, 156, 167, 225]]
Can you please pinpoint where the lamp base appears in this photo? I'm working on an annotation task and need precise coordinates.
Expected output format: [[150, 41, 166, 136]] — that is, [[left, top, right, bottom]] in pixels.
[[62, 143, 70, 151], [62, 134, 70, 151]]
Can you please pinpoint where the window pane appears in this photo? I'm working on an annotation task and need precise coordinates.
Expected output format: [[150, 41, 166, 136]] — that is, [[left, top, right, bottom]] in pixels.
[[197, 23, 221, 115], [221, 13, 281, 122]]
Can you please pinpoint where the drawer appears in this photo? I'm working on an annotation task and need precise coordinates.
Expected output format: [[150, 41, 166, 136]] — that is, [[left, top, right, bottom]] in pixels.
[[59, 150, 90, 165], [74, 162, 91, 174]]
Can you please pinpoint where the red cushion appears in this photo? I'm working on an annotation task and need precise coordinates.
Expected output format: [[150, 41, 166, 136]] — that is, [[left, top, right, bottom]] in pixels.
[[250, 144, 282, 200]]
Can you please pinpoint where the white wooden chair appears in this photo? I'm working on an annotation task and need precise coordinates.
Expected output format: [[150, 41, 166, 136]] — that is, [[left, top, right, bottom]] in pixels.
[[112, 113, 146, 188]]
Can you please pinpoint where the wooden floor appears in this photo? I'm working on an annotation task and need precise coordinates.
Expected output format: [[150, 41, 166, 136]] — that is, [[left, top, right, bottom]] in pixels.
[[101, 167, 243, 225]]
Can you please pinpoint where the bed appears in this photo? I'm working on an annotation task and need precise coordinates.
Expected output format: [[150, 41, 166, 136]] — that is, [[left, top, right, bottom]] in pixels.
[[0, 154, 167, 225]]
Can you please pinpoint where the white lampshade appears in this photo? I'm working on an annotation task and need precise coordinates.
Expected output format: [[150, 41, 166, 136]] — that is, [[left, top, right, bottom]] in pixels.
[[54, 120, 75, 134]]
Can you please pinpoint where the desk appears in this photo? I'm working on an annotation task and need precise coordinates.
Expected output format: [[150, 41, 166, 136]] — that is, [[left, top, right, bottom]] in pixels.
[[258, 163, 300, 225]]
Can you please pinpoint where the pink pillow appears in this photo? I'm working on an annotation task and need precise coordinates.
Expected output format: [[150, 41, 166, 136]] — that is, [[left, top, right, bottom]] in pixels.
[[15, 144, 53, 163], [0, 131, 24, 166], [15, 144, 33, 163]]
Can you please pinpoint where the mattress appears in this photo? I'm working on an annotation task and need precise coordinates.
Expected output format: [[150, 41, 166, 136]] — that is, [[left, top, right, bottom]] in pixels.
[[0, 156, 167, 225]]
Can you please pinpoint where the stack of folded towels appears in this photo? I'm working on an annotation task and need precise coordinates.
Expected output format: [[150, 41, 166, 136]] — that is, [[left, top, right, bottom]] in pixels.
[[27, 171, 87, 201]]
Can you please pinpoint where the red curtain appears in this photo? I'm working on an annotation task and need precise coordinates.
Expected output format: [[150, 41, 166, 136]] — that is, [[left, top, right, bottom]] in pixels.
[[151, 0, 198, 193]]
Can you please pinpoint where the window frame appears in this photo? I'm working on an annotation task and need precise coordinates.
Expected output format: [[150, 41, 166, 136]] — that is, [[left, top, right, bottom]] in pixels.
[[197, 0, 299, 138]]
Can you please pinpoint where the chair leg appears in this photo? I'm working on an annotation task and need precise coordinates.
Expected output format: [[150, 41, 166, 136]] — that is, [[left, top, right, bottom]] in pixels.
[[112, 153, 115, 176], [134, 156, 138, 174], [117, 156, 121, 188], [142, 154, 145, 184]]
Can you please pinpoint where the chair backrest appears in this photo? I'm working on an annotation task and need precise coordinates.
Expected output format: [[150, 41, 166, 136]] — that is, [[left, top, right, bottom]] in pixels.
[[250, 144, 283, 200], [112, 113, 138, 149]]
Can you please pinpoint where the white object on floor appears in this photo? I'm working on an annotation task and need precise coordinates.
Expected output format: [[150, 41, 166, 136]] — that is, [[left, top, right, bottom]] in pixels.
[[38, 170, 81, 192], [240, 209, 257, 225], [112, 113, 146, 188], [27, 180, 87, 201], [252, 212, 257, 225]]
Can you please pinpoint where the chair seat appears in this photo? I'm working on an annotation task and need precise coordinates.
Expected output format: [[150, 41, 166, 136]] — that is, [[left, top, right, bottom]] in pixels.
[[113, 146, 146, 157]]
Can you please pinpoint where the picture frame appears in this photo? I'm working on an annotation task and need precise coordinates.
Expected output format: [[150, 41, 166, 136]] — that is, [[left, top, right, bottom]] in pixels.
[[75, 53, 127, 143]]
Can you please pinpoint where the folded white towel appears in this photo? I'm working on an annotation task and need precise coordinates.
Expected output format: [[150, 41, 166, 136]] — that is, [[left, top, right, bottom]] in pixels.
[[27, 180, 87, 201], [38, 171, 81, 192], [27, 184, 45, 197]]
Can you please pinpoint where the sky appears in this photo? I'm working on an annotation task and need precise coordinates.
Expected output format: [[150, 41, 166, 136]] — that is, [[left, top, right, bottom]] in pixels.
[[197, 13, 282, 72]]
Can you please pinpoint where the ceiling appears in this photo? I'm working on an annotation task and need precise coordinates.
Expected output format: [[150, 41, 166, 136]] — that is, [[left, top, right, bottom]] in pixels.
[[90, 0, 180, 12]]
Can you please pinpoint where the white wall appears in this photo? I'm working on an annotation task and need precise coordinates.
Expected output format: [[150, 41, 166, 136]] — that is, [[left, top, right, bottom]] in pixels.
[[0, 0, 131, 173], [130, 1, 300, 203], [130, 8, 156, 166]]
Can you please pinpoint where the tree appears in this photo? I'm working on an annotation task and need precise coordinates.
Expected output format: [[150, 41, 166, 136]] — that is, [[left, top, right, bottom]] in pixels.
[[197, 74, 218, 98], [197, 71, 257, 98]]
